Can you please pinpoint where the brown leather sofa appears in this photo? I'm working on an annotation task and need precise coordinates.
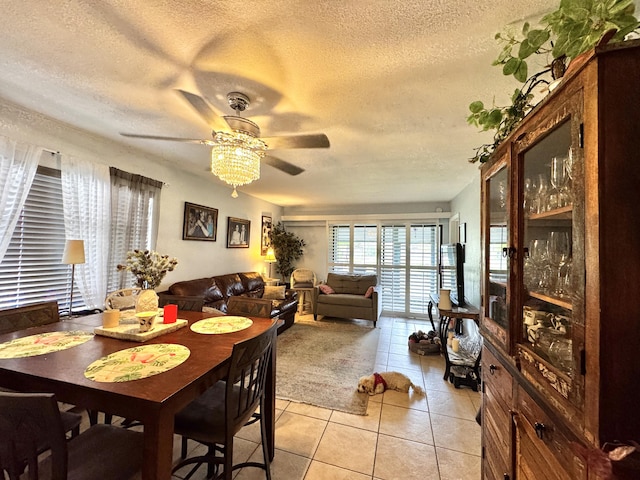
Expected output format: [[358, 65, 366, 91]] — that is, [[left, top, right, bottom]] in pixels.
[[164, 271, 298, 333]]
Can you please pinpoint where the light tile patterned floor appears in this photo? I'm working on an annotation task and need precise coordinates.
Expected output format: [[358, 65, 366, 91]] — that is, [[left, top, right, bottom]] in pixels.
[[170, 315, 482, 480]]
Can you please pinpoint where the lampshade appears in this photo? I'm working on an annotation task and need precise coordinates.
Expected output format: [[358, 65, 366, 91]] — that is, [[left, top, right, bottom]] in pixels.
[[62, 240, 85, 265], [264, 248, 276, 263], [211, 130, 267, 198]]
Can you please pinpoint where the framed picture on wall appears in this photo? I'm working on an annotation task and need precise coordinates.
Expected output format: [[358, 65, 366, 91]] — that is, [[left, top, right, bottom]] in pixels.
[[261, 215, 272, 255], [227, 217, 250, 248], [183, 202, 218, 241]]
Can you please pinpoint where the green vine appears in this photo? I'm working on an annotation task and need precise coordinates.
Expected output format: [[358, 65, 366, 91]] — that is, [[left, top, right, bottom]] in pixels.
[[467, 0, 640, 163]]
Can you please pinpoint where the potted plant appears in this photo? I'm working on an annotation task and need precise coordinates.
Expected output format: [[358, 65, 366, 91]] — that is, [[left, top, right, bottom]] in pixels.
[[467, 0, 640, 163], [268, 222, 306, 286]]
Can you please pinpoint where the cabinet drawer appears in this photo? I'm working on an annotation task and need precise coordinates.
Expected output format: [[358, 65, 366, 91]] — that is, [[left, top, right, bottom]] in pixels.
[[516, 386, 586, 479], [482, 347, 512, 407], [482, 347, 514, 480]]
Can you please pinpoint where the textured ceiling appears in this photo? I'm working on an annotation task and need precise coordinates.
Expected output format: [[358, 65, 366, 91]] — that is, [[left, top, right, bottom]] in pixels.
[[0, 0, 560, 206]]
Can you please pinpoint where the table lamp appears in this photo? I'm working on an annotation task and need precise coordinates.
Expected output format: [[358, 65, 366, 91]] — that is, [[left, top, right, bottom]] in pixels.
[[62, 239, 85, 316], [264, 248, 277, 279]]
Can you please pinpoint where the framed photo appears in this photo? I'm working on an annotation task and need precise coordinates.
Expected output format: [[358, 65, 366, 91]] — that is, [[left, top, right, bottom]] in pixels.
[[227, 217, 250, 248], [182, 202, 218, 241], [261, 215, 272, 255]]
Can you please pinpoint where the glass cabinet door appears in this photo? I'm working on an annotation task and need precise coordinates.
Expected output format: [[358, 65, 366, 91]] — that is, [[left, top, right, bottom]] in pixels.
[[482, 155, 510, 352], [518, 107, 584, 404]]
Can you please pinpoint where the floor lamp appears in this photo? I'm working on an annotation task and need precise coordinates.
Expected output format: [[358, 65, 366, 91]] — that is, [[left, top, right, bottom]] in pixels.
[[62, 239, 85, 317], [264, 248, 277, 280]]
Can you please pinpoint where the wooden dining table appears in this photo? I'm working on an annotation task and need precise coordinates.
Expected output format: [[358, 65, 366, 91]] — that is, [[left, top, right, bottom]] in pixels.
[[0, 310, 278, 480]]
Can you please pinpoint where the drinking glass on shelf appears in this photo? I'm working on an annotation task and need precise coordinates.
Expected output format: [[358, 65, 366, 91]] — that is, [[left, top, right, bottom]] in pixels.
[[529, 239, 549, 292], [548, 231, 570, 296], [550, 156, 568, 208], [524, 177, 537, 214], [534, 174, 549, 214]]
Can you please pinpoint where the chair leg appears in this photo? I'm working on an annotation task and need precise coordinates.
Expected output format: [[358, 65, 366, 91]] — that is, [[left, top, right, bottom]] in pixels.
[[260, 404, 272, 480]]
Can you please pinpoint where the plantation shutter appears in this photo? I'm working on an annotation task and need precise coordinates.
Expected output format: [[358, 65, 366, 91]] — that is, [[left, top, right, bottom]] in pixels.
[[380, 225, 406, 312], [328, 224, 350, 272], [408, 224, 438, 314], [352, 225, 377, 274]]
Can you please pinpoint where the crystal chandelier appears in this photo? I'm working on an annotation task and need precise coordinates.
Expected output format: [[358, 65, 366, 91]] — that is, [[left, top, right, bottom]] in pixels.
[[210, 130, 267, 198]]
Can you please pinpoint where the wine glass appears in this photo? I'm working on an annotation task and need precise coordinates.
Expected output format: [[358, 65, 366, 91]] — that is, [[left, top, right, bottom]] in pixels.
[[548, 231, 570, 296], [524, 177, 537, 214], [550, 156, 568, 208], [529, 239, 549, 292], [534, 174, 549, 214]]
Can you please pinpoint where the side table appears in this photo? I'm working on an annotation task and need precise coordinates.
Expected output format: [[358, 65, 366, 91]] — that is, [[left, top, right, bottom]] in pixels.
[[264, 278, 281, 287], [428, 294, 482, 390]]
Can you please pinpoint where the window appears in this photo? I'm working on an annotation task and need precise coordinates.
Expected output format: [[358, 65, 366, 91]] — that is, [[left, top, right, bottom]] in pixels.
[[0, 166, 74, 310], [328, 222, 439, 316], [489, 225, 508, 281], [0, 165, 161, 312]]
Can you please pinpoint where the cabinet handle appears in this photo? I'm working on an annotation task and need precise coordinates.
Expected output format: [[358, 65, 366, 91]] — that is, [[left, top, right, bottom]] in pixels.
[[534, 422, 546, 440], [489, 364, 497, 375], [502, 247, 516, 258], [523, 247, 529, 258], [503, 475, 510, 480]]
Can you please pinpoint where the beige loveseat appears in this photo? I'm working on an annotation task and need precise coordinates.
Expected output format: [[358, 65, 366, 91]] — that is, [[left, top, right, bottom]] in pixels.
[[313, 272, 380, 327]]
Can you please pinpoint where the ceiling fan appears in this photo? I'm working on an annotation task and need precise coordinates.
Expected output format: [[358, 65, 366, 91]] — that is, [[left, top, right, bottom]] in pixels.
[[121, 90, 330, 196]]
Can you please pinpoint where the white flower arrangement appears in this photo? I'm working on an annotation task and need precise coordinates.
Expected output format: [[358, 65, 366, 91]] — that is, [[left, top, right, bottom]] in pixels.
[[117, 249, 178, 289]]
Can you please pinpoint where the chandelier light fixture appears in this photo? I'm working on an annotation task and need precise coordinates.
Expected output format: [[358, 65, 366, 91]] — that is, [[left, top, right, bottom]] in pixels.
[[210, 129, 267, 198]]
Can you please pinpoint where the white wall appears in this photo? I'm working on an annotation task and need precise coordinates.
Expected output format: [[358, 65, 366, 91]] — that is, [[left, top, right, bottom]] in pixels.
[[451, 176, 482, 307], [0, 98, 283, 291]]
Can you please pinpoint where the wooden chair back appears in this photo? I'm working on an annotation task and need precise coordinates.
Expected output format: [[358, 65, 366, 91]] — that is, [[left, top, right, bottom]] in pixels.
[[0, 302, 59, 336], [158, 294, 204, 312], [226, 297, 273, 318]]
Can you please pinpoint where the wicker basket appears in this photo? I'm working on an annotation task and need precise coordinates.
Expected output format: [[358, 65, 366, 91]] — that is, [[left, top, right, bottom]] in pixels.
[[408, 340, 440, 355]]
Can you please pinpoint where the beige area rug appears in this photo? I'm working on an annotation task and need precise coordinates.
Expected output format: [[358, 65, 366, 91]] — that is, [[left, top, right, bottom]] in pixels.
[[275, 316, 380, 415]]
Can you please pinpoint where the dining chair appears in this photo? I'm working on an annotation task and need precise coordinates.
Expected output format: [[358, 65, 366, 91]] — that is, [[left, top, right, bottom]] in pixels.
[[0, 391, 143, 480], [158, 294, 204, 312], [172, 322, 278, 480], [0, 302, 82, 439], [104, 287, 143, 311], [226, 296, 272, 318]]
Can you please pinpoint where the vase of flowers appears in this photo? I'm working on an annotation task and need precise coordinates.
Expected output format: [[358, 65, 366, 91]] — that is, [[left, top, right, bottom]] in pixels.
[[117, 250, 178, 312]]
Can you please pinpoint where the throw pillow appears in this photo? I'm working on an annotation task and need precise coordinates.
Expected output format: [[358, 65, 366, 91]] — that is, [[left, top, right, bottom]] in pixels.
[[263, 285, 286, 300], [318, 284, 335, 295], [365, 286, 375, 298]]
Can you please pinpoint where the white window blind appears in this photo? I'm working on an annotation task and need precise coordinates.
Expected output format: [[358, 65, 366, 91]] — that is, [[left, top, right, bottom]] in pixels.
[[328, 224, 350, 271], [380, 225, 406, 312], [408, 224, 438, 314], [489, 225, 508, 281], [0, 166, 75, 310]]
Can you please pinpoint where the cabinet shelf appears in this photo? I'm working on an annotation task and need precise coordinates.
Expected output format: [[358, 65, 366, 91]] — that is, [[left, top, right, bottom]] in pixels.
[[527, 205, 573, 221], [526, 290, 572, 311]]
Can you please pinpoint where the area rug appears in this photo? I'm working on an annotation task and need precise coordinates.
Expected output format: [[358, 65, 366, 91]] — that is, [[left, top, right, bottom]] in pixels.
[[275, 317, 380, 415]]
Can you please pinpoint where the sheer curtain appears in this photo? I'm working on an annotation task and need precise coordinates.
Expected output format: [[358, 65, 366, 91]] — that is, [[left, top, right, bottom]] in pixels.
[[61, 156, 111, 309], [107, 167, 163, 292], [0, 137, 41, 262]]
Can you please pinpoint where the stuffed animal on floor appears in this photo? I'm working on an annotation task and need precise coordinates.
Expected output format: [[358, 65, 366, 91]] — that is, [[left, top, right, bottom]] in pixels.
[[357, 371, 425, 396]]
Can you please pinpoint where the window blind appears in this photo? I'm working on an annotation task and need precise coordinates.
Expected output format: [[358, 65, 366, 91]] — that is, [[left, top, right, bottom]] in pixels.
[[0, 166, 75, 310]]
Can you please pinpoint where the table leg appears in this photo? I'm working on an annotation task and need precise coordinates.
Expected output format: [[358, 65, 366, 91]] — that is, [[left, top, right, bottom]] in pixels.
[[142, 410, 174, 480]]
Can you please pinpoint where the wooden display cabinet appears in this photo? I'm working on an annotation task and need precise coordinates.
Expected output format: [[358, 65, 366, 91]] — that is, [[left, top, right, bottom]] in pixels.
[[480, 40, 640, 479]]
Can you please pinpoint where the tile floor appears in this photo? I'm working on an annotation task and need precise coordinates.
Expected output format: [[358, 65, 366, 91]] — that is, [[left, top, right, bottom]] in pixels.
[[171, 315, 482, 480]]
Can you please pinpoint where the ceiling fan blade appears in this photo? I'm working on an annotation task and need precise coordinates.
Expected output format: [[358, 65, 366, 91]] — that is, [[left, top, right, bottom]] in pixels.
[[261, 134, 330, 150], [263, 155, 305, 176], [175, 89, 231, 132], [120, 133, 208, 143]]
